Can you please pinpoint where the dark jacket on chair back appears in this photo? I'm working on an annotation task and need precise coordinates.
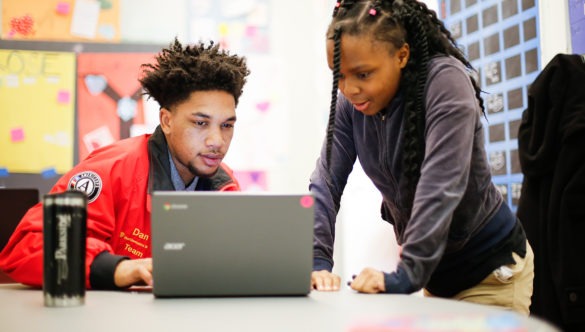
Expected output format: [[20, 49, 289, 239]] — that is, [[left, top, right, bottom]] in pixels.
[[517, 53, 585, 332]]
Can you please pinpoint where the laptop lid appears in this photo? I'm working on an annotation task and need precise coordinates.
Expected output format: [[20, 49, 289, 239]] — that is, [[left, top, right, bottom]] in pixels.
[[151, 191, 314, 297], [0, 188, 39, 251]]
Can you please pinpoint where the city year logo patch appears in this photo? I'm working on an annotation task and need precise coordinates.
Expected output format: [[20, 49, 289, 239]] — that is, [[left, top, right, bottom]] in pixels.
[[68, 171, 102, 203]]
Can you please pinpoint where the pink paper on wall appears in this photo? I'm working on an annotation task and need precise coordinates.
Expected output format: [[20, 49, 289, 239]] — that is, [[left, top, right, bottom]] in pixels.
[[10, 127, 25, 142], [57, 90, 71, 104], [233, 170, 268, 191]]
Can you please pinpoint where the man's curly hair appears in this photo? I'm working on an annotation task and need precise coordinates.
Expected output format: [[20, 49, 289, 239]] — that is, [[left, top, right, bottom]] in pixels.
[[140, 38, 250, 110]]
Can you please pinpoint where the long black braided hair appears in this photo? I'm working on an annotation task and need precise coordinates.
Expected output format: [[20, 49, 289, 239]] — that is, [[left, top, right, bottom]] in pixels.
[[325, 0, 484, 218]]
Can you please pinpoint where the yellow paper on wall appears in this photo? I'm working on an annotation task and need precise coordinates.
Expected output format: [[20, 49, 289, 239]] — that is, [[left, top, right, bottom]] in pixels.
[[0, 49, 76, 174]]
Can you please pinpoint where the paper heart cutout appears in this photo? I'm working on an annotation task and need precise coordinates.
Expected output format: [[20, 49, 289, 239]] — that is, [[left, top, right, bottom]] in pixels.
[[84, 75, 107, 96], [249, 171, 263, 182], [256, 101, 270, 113], [117, 97, 138, 122], [10, 15, 34, 36]]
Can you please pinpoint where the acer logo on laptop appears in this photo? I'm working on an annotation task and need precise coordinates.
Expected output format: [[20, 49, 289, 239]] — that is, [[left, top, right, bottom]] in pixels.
[[163, 242, 185, 250]]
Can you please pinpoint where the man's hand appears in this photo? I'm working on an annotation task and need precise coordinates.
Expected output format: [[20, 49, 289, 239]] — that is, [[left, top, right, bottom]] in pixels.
[[114, 258, 153, 288], [349, 267, 385, 293], [311, 270, 341, 291]]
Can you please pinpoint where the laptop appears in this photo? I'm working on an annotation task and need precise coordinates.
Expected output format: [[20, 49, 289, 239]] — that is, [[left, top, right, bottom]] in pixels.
[[0, 188, 39, 251], [151, 191, 314, 297], [0, 188, 39, 283]]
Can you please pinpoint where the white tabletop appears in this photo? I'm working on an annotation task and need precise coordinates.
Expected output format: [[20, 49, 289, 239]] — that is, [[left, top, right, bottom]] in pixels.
[[0, 284, 558, 332]]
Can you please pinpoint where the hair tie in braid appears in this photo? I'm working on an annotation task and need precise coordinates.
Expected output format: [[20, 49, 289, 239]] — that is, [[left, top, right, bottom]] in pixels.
[[333, 0, 360, 18], [369, 0, 382, 16], [333, 1, 341, 17]]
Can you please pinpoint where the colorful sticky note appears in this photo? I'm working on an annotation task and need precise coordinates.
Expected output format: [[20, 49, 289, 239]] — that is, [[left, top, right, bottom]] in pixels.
[[10, 128, 25, 142], [0, 167, 9, 177], [57, 90, 71, 104], [219, 23, 229, 36], [245, 25, 257, 37], [56, 2, 71, 15], [41, 167, 58, 179]]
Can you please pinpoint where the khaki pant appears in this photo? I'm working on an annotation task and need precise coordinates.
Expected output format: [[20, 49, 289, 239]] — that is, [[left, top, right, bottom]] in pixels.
[[424, 241, 534, 316]]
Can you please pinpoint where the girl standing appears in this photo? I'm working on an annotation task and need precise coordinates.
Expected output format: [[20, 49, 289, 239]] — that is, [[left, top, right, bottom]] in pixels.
[[309, 0, 533, 315]]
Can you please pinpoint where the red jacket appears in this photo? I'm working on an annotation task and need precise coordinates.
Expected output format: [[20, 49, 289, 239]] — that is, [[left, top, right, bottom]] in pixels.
[[0, 127, 239, 288]]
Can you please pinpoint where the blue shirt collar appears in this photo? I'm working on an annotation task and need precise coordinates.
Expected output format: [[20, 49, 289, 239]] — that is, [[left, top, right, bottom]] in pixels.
[[168, 150, 198, 191]]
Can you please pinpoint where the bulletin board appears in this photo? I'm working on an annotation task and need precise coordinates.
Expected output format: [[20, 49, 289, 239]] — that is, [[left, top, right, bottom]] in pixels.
[[76, 52, 155, 160], [0, 49, 76, 176], [440, 0, 541, 211], [1, 0, 120, 42], [0, 40, 162, 194], [187, 0, 270, 54], [0, 0, 279, 194]]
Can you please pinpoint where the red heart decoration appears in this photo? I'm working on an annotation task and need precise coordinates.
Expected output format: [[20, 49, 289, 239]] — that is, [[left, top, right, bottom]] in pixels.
[[10, 15, 35, 36]]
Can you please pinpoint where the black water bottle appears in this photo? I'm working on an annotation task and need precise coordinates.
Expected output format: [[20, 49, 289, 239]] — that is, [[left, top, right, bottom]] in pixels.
[[43, 190, 87, 307]]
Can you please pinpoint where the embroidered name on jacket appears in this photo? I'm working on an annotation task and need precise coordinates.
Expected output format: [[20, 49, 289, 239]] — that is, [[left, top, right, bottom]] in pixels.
[[118, 227, 150, 258]]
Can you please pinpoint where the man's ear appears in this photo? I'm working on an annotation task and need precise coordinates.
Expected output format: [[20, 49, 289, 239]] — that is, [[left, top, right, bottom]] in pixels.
[[398, 43, 410, 69], [159, 108, 172, 134]]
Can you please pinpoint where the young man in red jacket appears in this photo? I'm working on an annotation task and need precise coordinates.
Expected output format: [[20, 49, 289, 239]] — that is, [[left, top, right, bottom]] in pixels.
[[0, 38, 250, 290]]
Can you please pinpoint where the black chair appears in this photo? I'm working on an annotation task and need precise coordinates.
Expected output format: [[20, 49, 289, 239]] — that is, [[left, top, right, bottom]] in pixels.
[[0, 188, 39, 283], [517, 54, 585, 331]]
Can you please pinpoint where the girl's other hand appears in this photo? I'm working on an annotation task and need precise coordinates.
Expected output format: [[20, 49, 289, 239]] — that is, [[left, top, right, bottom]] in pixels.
[[311, 270, 341, 291]]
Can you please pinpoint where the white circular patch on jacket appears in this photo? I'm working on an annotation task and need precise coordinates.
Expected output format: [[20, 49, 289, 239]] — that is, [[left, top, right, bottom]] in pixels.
[[68, 171, 102, 203]]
